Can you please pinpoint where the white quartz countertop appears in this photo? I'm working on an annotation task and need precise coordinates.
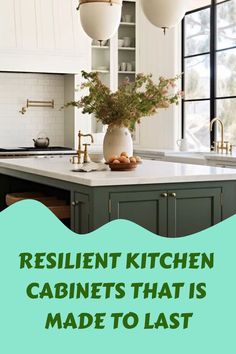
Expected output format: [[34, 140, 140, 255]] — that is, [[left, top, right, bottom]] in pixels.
[[76, 146, 236, 165], [1, 156, 236, 187], [204, 152, 236, 162], [135, 148, 236, 166]]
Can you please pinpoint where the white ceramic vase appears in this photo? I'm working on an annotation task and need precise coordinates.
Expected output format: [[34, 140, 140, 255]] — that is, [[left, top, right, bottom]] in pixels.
[[103, 125, 133, 161]]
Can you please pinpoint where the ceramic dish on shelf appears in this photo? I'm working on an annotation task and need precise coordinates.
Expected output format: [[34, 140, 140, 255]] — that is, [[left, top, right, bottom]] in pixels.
[[122, 14, 132, 23], [92, 39, 108, 46], [123, 37, 132, 47], [118, 39, 124, 47]]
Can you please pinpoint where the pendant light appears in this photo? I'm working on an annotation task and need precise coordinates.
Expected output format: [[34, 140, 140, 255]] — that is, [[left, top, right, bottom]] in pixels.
[[78, 0, 123, 41], [141, 0, 189, 34]]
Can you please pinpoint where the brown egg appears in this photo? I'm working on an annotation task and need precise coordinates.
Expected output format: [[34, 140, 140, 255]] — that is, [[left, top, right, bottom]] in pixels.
[[120, 152, 129, 158], [135, 156, 142, 162], [130, 157, 137, 163], [123, 158, 130, 164], [108, 155, 118, 163], [119, 156, 127, 163], [113, 159, 120, 164]]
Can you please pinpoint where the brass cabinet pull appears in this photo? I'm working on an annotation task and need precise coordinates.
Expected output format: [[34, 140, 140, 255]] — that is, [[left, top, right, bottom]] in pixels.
[[161, 193, 168, 198], [169, 193, 177, 198]]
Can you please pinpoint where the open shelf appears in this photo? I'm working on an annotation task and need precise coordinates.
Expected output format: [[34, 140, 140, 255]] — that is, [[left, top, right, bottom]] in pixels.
[[118, 1, 139, 144], [90, 0, 138, 142], [120, 22, 136, 26], [118, 71, 135, 74], [118, 47, 135, 51], [92, 69, 109, 73], [92, 46, 109, 49]]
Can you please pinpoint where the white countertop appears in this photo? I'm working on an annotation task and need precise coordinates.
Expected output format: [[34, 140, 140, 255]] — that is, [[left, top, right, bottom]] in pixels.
[[76, 146, 236, 166], [134, 148, 236, 166], [204, 152, 236, 162], [1, 156, 236, 187]]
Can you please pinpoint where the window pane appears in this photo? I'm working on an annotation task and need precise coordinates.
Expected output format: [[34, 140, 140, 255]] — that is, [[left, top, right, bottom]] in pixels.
[[185, 8, 210, 56], [217, 48, 236, 97], [217, 0, 236, 50], [217, 98, 236, 144], [185, 101, 210, 150], [184, 55, 210, 99]]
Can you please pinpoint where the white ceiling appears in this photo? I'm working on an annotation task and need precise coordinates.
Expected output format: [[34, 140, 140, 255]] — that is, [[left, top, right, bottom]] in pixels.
[[188, 0, 211, 11]]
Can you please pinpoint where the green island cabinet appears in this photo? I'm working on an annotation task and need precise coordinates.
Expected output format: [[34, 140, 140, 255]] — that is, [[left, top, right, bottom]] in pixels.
[[71, 181, 236, 237], [0, 167, 236, 237]]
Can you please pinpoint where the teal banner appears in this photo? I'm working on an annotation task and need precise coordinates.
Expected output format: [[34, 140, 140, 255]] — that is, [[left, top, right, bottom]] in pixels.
[[0, 200, 235, 353]]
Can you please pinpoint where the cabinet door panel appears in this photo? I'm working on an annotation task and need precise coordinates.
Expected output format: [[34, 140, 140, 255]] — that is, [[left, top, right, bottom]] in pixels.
[[168, 188, 222, 237], [0, 0, 17, 49], [110, 191, 167, 235], [20, 0, 38, 49], [53, 0, 76, 52], [36, 0, 55, 50], [72, 192, 90, 235]]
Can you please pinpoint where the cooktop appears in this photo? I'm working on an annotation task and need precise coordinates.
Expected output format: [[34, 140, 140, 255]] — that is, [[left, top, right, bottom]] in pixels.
[[0, 146, 77, 156]]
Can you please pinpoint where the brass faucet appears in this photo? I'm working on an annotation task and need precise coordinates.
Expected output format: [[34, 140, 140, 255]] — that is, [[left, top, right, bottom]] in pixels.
[[210, 118, 232, 154], [71, 130, 94, 164], [82, 143, 91, 163], [78, 131, 94, 161]]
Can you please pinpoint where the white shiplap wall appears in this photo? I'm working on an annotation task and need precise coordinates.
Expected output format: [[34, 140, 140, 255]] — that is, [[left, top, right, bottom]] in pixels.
[[0, 73, 65, 147]]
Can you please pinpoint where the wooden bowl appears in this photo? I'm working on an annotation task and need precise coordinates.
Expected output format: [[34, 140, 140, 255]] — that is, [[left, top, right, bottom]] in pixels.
[[106, 162, 140, 171]]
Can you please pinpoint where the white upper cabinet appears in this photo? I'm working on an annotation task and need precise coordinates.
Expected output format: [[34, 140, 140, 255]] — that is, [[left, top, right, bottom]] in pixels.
[[0, 0, 91, 73]]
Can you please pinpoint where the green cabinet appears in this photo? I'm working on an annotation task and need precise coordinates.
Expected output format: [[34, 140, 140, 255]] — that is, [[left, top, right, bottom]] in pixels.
[[71, 192, 90, 234], [109, 187, 222, 237], [0, 166, 234, 238], [167, 188, 222, 237], [110, 191, 168, 235]]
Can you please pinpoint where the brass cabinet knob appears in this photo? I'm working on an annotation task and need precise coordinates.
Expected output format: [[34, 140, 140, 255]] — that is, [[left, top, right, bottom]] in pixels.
[[169, 192, 177, 198], [161, 193, 168, 198]]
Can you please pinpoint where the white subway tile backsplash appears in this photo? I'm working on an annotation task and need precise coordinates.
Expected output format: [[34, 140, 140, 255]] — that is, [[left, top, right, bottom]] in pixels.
[[0, 73, 65, 147]]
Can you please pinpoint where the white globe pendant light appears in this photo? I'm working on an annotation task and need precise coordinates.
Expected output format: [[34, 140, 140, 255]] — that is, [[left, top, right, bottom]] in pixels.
[[78, 0, 123, 41], [141, 0, 189, 34]]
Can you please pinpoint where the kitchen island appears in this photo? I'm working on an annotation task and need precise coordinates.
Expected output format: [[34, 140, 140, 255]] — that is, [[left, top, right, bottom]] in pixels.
[[0, 157, 236, 237]]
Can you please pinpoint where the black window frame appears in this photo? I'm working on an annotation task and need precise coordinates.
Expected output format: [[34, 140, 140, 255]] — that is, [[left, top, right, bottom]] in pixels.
[[181, 0, 236, 146]]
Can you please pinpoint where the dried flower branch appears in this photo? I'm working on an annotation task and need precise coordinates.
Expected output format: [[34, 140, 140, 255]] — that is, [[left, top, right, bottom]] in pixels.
[[65, 71, 182, 131]]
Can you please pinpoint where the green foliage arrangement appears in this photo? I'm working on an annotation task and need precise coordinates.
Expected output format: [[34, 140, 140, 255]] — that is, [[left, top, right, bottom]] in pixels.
[[65, 71, 182, 131]]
